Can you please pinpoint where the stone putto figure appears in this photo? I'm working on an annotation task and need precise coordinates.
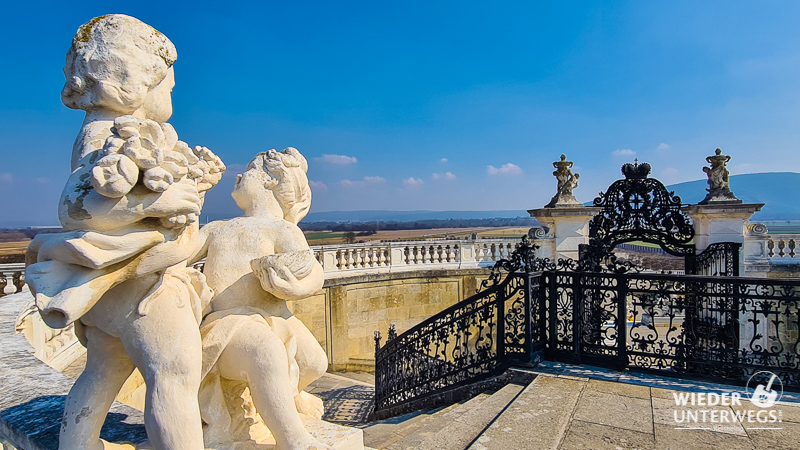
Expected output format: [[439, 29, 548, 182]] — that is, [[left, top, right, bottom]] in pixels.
[[25, 15, 224, 449], [545, 154, 581, 207], [700, 148, 741, 204], [191, 148, 338, 449]]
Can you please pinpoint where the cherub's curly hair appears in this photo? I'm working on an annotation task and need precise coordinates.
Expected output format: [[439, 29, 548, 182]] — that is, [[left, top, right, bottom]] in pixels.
[[62, 14, 177, 114], [247, 148, 311, 224]]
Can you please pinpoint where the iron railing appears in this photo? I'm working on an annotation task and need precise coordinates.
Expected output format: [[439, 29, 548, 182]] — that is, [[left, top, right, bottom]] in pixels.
[[373, 271, 539, 417]]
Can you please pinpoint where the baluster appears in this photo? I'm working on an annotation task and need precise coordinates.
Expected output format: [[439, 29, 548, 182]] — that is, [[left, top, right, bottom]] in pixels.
[[378, 248, 387, 266], [0, 273, 7, 297], [767, 239, 775, 257], [491, 243, 497, 261], [354, 248, 363, 268], [13, 271, 24, 293], [404, 247, 410, 264], [779, 240, 786, 257], [346, 249, 355, 269], [790, 240, 797, 258], [366, 248, 373, 267], [335, 250, 343, 269]]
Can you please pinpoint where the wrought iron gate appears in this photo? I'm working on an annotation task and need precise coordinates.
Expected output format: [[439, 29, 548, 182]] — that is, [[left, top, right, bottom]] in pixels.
[[544, 160, 763, 381], [543, 269, 800, 387], [372, 161, 795, 419]]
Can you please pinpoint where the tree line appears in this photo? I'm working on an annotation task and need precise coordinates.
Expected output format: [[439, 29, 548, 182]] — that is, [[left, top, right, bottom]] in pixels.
[[298, 217, 537, 232]]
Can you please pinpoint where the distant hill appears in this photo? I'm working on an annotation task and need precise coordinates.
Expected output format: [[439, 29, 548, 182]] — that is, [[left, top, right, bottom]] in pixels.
[[302, 173, 800, 223], [198, 172, 800, 225], [665, 172, 800, 220]]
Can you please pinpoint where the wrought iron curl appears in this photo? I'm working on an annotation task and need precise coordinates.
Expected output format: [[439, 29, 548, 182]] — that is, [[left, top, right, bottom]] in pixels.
[[587, 160, 695, 257], [479, 235, 556, 291]]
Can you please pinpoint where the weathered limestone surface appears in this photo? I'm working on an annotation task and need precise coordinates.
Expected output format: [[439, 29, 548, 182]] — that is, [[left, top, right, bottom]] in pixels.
[[319, 269, 489, 370], [700, 148, 741, 204], [529, 207, 601, 261], [468, 375, 585, 449], [192, 149, 362, 449], [545, 154, 581, 208], [0, 292, 146, 449]]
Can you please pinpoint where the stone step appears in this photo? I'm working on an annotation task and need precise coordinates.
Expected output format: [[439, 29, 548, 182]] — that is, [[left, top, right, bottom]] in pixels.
[[392, 382, 529, 450], [360, 400, 466, 449], [468, 374, 587, 450], [382, 393, 492, 450]]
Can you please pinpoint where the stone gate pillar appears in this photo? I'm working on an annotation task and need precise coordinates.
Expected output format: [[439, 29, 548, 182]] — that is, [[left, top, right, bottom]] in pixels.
[[683, 203, 764, 276], [529, 154, 600, 261], [528, 206, 601, 261]]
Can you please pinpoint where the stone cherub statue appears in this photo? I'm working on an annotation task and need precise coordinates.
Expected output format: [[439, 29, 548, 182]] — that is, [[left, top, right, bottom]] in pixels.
[[191, 149, 338, 449], [25, 15, 224, 449], [700, 148, 741, 204], [545, 154, 581, 207]]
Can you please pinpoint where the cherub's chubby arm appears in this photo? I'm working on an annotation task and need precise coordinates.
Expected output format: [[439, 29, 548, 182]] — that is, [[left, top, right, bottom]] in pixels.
[[58, 163, 201, 233], [251, 224, 323, 301], [187, 220, 223, 265]]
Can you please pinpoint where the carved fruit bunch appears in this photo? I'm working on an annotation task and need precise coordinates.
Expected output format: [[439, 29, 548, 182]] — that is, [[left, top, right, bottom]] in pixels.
[[91, 115, 225, 198]]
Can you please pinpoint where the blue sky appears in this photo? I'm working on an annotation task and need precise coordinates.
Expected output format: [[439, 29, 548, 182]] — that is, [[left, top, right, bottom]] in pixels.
[[2, 1, 800, 226]]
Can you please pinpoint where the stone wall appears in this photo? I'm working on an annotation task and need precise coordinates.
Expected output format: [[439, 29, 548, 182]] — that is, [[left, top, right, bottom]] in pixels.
[[287, 268, 490, 371]]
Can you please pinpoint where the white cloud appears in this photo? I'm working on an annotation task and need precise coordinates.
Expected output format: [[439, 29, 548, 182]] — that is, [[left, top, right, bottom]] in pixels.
[[432, 172, 456, 181], [487, 163, 522, 176], [363, 176, 386, 184], [656, 143, 670, 152], [403, 177, 425, 188], [316, 154, 358, 165], [340, 176, 386, 188], [613, 149, 636, 157], [309, 180, 328, 192], [0, 173, 12, 183], [440, 158, 448, 163]]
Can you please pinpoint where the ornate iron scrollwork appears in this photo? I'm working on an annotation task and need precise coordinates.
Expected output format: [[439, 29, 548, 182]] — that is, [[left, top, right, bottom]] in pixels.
[[578, 236, 644, 274], [480, 235, 556, 291], [588, 160, 695, 257]]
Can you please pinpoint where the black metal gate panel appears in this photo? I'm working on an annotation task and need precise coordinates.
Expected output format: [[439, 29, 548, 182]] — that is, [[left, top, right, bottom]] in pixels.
[[543, 270, 800, 388], [578, 273, 625, 368]]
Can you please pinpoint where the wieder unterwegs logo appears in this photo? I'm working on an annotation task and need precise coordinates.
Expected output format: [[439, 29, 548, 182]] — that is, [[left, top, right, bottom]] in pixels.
[[671, 371, 784, 429]]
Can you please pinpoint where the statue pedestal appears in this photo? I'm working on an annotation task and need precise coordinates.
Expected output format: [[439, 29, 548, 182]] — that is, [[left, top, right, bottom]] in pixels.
[[528, 207, 601, 261]]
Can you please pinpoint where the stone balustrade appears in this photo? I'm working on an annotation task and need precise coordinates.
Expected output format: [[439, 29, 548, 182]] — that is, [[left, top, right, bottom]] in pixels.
[[0, 263, 26, 297], [765, 234, 800, 259], [310, 238, 520, 277]]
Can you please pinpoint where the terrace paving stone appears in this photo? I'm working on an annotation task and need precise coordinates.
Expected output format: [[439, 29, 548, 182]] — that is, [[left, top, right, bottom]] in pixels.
[[654, 424, 755, 450], [559, 419, 656, 449], [572, 390, 654, 434]]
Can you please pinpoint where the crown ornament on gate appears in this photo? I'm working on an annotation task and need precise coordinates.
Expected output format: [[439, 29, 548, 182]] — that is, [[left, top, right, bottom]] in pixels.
[[621, 159, 651, 179]]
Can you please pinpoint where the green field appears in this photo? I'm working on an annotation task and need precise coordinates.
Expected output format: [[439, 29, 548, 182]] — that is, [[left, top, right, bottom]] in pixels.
[[304, 231, 346, 240]]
